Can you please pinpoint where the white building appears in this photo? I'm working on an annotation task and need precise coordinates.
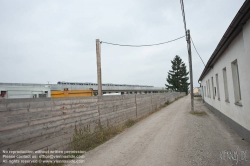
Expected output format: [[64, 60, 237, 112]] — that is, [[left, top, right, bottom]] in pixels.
[[199, 0, 250, 143], [0, 84, 51, 99]]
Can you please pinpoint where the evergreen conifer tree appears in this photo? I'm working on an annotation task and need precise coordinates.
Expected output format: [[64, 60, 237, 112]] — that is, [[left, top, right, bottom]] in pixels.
[[165, 55, 190, 94]]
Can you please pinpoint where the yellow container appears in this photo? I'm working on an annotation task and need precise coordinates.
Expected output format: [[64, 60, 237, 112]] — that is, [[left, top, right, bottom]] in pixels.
[[51, 88, 93, 98]]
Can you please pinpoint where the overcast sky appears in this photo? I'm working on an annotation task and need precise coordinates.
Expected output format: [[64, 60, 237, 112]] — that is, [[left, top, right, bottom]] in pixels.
[[0, 0, 245, 88]]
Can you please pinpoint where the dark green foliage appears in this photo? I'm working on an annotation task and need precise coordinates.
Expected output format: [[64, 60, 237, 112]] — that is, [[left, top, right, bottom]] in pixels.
[[165, 55, 190, 94]]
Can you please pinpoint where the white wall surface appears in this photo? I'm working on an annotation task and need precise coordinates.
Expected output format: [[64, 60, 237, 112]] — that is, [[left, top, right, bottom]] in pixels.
[[201, 19, 250, 131], [0, 86, 51, 98]]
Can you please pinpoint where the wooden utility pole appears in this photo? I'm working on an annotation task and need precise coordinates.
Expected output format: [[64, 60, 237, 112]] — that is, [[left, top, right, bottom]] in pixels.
[[96, 39, 102, 96], [186, 30, 194, 112]]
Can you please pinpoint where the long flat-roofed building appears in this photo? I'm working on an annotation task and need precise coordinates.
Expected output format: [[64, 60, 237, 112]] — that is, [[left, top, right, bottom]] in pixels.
[[0, 81, 167, 98]]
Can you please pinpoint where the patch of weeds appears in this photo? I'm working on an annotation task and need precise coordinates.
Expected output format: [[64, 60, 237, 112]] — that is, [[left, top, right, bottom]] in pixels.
[[190, 110, 207, 116], [31, 119, 138, 166], [71, 124, 93, 151], [194, 95, 202, 97], [165, 100, 170, 105], [124, 119, 136, 127], [194, 97, 202, 101], [71, 119, 136, 152]]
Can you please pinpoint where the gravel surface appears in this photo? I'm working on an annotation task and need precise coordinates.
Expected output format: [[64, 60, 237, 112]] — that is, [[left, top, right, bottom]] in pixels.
[[66, 95, 250, 166]]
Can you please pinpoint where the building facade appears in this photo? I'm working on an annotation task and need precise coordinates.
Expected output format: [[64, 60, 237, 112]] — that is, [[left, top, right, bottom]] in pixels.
[[0, 85, 51, 99], [0, 81, 167, 99], [199, 0, 250, 143]]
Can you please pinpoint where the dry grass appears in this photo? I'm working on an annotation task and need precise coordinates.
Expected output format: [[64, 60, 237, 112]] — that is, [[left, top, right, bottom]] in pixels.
[[71, 120, 134, 152], [33, 120, 136, 166]]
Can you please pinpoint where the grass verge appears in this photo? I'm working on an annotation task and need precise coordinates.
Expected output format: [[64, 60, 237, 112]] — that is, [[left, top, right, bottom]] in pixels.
[[71, 121, 132, 152], [194, 97, 202, 101], [33, 120, 134, 166], [189, 110, 207, 116]]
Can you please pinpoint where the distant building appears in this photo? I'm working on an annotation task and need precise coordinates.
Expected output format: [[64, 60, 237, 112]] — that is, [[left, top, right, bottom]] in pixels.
[[198, 0, 250, 143], [193, 87, 198, 94], [0, 81, 167, 99], [0, 85, 50, 99], [193, 87, 201, 96]]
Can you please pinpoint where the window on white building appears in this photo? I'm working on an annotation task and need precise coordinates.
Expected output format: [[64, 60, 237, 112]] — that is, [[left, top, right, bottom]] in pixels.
[[204, 86, 206, 97], [231, 60, 242, 105], [216, 74, 220, 100], [202, 86, 203, 96], [206, 81, 208, 97], [212, 77, 215, 99], [214, 87, 216, 97], [208, 79, 211, 98], [223, 67, 229, 102]]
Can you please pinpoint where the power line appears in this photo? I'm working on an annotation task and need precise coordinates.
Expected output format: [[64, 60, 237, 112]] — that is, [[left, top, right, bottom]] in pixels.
[[179, 1, 205, 67], [190, 36, 206, 66], [100, 35, 185, 47]]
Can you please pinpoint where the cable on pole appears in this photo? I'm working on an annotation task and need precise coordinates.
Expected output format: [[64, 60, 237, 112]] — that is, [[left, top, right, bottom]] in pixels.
[[100, 35, 185, 47], [190, 36, 206, 66]]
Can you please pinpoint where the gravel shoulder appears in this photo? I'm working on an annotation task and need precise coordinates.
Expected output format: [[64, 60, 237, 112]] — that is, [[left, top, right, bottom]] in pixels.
[[66, 95, 250, 166]]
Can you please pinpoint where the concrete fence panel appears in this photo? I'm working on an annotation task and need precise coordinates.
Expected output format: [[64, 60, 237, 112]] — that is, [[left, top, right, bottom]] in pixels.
[[0, 92, 185, 158]]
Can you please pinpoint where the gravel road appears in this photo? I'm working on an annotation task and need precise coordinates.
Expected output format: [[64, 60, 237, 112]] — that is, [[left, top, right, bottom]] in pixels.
[[67, 95, 250, 166]]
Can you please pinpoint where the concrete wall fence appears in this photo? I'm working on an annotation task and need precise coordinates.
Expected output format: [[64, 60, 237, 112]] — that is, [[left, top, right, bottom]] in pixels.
[[0, 92, 185, 155]]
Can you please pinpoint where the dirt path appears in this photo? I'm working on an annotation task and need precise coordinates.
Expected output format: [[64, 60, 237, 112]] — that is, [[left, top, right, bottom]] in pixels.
[[67, 95, 250, 166]]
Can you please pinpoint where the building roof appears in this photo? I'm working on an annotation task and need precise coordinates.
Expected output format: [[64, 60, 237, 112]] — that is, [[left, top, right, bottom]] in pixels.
[[198, 0, 250, 82]]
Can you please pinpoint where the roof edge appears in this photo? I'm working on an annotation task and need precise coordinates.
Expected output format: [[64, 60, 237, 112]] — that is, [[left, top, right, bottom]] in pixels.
[[198, 0, 250, 82]]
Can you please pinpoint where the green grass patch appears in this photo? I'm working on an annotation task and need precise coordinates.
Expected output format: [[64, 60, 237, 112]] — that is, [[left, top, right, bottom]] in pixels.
[[194, 97, 202, 101], [165, 100, 170, 105], [124, 119, 136, 128], [190, 110, 207, 116]]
